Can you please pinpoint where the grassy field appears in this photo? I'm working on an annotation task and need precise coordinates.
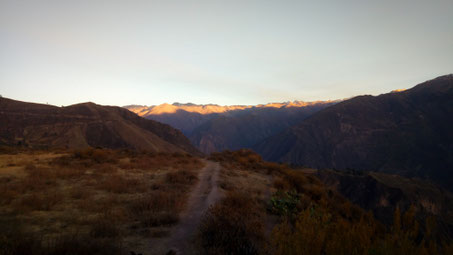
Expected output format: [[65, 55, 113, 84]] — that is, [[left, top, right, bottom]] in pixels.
[[0, 148, 204, 254]]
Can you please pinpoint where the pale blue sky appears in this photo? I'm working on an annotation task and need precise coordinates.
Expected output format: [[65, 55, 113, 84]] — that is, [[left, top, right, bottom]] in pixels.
[[1, 0, 452, 106]]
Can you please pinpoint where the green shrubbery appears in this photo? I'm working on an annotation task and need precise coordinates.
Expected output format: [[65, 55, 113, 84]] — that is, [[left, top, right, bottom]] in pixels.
[[269, 190, 300, 216]]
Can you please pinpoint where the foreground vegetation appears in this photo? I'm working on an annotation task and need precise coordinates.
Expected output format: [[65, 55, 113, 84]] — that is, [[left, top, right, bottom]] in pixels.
[[199, 149, 453, 255], [0, 148, 204, 254], [1, 148, 452, 254]]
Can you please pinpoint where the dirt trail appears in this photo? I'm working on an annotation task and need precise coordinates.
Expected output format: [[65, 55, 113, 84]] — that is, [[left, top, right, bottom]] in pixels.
[[151, 160, 222, 254]]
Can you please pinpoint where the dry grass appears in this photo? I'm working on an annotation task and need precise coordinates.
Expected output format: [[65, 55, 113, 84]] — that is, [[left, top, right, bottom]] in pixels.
[[165, 169, 198, 185], [210, 149, 290, 176], [0, 216, 124, 255], [120, 151, 204, 171], [0, 149, 204, 254], [196, 191, 267, 254], [217, 164, 271, 207], [201, 151, 278, 254], [69, 186, 92, 200], [15, 190, 64, 212], [97, 174, 146, 194], [128, 190, 183, 228], [205, 150, 385, 255]]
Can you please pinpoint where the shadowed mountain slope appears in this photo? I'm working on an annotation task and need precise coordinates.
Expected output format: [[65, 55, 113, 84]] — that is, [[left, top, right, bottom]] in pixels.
[[126, 101, 336, 153], [315, 169, 453, 230], [256, 75, 453, 190], [189, 103, 335, 153], [125, 103, 251, 136], [0, 98, 199, 154]]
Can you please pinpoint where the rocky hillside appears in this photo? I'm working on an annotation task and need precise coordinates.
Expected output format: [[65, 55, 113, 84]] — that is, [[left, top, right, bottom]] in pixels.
[[256, 75, 453, 191], [0, 98, 199, 154]]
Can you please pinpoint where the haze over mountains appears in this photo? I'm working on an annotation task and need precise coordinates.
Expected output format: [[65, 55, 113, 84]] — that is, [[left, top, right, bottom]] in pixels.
[[0, 97, 198, 154], [125, 100, 338, 153]]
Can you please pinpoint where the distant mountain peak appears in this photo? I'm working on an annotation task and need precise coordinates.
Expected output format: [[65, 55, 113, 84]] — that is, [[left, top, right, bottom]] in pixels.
[[125, 100, 339, 117]]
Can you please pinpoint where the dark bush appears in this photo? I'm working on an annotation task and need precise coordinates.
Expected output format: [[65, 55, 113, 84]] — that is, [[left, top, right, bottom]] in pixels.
[[165, 170, 198, 185], [197, 192, 266, 255]]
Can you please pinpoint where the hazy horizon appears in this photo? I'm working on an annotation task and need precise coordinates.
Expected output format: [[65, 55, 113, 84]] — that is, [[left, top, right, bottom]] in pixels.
[[1, 0, 452, 107]]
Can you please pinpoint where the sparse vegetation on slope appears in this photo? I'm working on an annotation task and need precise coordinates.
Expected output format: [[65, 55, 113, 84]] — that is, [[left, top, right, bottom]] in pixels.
[[197, 191, 267, 255], [1, 148, 451, 254], [0, 148, 204, 254], [0, 97, 200, 154], [202, 150, 453, 255]]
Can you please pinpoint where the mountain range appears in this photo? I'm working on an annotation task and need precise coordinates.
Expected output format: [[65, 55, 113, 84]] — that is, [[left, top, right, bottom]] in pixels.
[[256, 74, 453, 191], [125, 101, 338, 153], [124, 74, 453, 191], [2, 74, 452, 195]]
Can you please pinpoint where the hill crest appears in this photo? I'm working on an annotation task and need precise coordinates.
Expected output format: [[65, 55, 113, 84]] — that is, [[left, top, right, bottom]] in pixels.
[[0, 97, 199, 154]]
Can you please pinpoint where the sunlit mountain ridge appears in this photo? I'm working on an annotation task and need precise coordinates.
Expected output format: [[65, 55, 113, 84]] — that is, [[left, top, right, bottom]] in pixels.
[[125, 100, 340, 117]]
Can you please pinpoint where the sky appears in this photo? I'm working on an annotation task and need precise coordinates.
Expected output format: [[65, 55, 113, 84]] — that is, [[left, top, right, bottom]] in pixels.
[[1, 0, 452, 107]]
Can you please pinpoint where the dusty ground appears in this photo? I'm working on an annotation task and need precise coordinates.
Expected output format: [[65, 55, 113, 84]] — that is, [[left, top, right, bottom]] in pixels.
[[148, 161, 222, 254]]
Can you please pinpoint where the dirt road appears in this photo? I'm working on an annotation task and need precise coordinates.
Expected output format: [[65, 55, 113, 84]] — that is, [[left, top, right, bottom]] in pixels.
[[150, 160, 222, 254]]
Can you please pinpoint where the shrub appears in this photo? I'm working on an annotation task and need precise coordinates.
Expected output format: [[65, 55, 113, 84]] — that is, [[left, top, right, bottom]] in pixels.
[[22, 166, 57, 192], [90, 217, 121, 238], [15, 191, 63, 212], [269, 190, 300, 216], [45, 233, 123, 255], [196, 192, 266, 255], [262, 162, 288, 174], [73, 148, 118, 164], [280, 169, 308, 193], [0, 217, 41, 255], [119, 152, 203, 171], [271, 205, 449, 255], [165, 170, 198, 185], [0, 220, 124, 255], [98, 175, 145, 194], [24, 163, 37, 171], [271, 205, 374, 255], [273, 177, 290, 190], [139, 211, 179, 227], [209, 149, 264, 170], [128, 191, 182, 227], [0, 177, 18, 205], [54, 167, 85, 179], [69, 186, 91, 200]]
